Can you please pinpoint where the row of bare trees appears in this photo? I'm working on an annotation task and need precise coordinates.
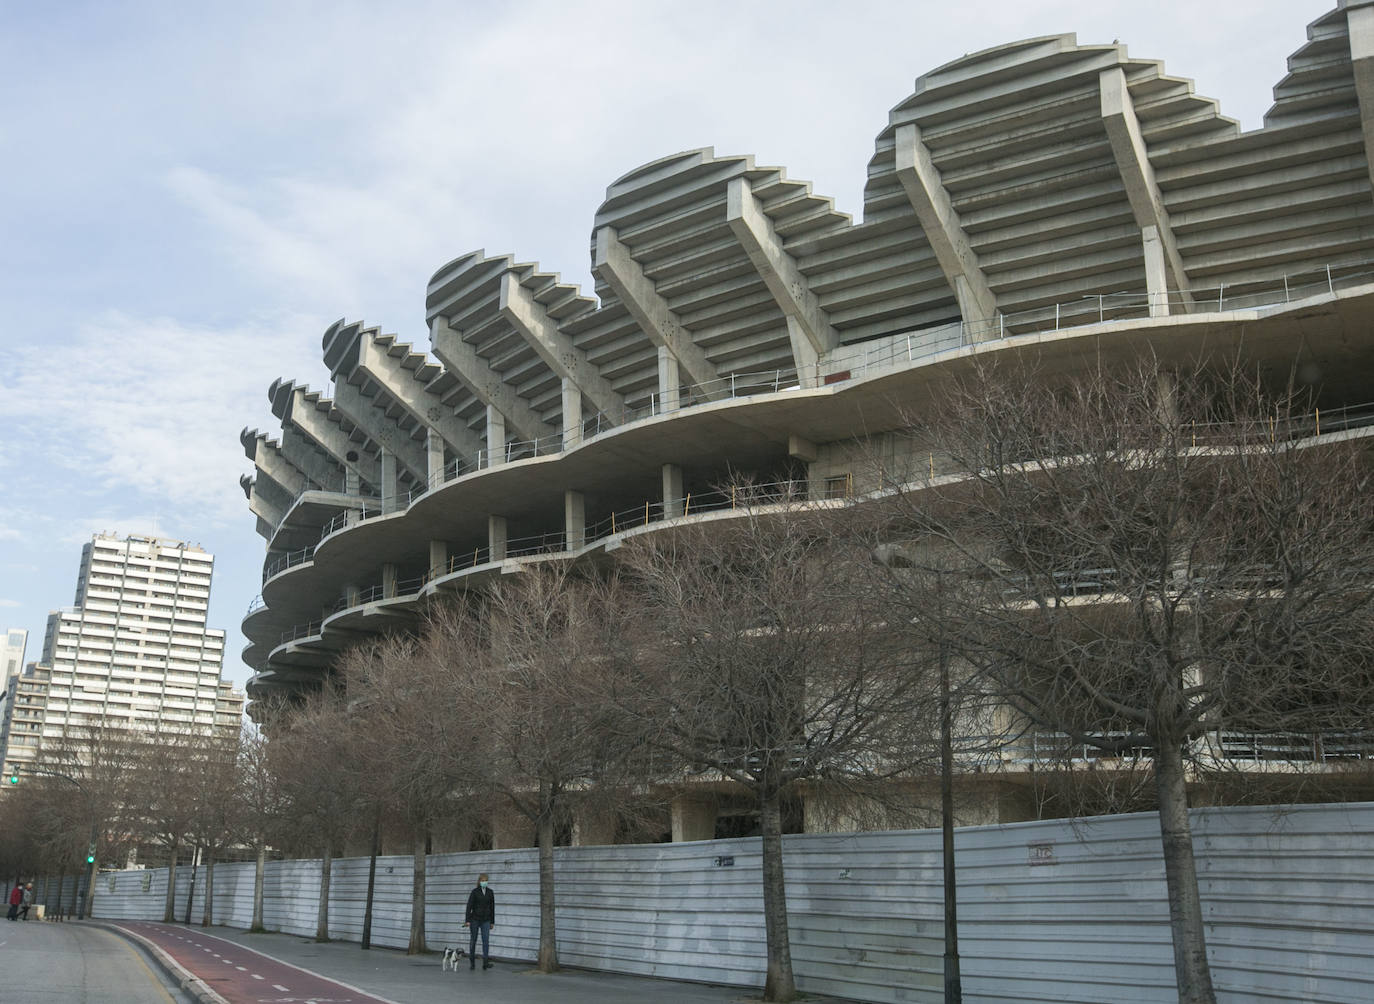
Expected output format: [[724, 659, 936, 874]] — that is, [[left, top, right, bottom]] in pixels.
[[1, 357, 1366, 1004], [272, 359, 1373, 1004], [0, 719, 278, 926]]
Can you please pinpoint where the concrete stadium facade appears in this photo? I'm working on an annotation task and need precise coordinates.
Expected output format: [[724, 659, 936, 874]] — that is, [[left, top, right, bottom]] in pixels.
[[242, 4, 1374, 838]]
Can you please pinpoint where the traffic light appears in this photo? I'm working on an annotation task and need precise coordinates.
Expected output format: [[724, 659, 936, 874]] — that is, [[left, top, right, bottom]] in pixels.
[[6, 766, 16, 785], [86, 844, 96, 865]]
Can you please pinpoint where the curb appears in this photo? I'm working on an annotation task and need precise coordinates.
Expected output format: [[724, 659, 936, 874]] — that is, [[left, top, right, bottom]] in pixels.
[[91, 921, 229, 1004]]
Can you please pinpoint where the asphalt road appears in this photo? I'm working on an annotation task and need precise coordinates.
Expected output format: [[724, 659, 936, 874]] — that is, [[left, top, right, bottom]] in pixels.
[[0, 915, 193, 1002]]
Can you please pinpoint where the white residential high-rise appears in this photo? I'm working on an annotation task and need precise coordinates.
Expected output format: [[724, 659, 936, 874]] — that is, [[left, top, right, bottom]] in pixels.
[[1, 628, 25, 683], [0, 533, 243, 781]]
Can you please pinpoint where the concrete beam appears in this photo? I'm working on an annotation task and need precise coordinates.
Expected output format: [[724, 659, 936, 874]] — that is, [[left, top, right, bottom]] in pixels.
[[277, 427, 346, 493], [1347, 2, 1374, 199], [429, 315, 550, 444], [499, 272, 625, 422], [894, 123, 999, 329], [242, 432, 307, 497], [1099, 67, 1193, 314], [330, 380, 428, 483], [272, 382, 380, 488], [593, 226, 725, 399], [243, 477, 288, 532], [355, 334, 485, 462], [727, 177, 837, 383]]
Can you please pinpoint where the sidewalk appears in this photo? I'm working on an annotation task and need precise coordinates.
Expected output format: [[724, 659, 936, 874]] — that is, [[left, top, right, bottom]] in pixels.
[[106, 921, 842, 1004]]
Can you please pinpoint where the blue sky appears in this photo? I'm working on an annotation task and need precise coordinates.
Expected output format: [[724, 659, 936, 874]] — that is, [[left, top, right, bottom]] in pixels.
[[0, 0, 1334, 691]]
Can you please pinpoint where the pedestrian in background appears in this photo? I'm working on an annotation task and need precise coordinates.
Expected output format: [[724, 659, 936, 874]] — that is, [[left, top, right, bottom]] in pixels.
[[20, 883, 33, 920], [6, 882, 21, 921], [463, 873, 495, 970]]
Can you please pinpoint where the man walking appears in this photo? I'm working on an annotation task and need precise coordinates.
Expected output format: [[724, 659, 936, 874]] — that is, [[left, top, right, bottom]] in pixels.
[[7, 882, 21, 921], [463, 873, 495, 970], [20, 883, 33, 920]]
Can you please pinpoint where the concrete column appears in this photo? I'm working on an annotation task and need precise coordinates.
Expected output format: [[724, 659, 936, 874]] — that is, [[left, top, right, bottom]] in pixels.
[[345, 469, 361, 496], [657, 346, 681, 413], [428, 539, 448, 580], [491, 810, 534, 849], [1142, 225, 1169, 317], [572, 807, 618, 847], [562, 378, 583, 449], [488, 516, 508, 562], [381, 563, 398, 599], [485, 405, 506, 468], [806, 461, 825, 501], [662, 464, 684, 519], [671, 795, 717, 842], [426, 429, 446, 486], [380, 451, 399, 513], [343, 583, 362, 608], [565, 491, 585, 550]]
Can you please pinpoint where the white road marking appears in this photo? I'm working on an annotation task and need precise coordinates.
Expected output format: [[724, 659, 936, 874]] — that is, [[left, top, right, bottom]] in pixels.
[[237, 966, 248, 971], [273, 984, 290, 991], [251, 973, 264, 979]]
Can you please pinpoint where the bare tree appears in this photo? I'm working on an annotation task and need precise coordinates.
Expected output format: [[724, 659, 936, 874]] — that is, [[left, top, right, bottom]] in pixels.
[[188, 730, 243, 927], [37, 720, 144, 918], [236, 719, 285, 933], [886, 356, 1374, 1004], [268, 684, 364, 942], [422, 568, 647, 974], [131, 726, 203, 922], [340, 631, 481, 956], [612, 498, 941, 1002]]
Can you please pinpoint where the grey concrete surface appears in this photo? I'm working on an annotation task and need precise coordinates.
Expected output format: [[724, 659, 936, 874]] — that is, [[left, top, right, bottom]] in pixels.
[[0, 918, 193, 1003]]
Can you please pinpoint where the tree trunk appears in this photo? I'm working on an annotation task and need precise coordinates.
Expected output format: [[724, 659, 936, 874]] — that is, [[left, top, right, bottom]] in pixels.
[[201, 852, 216, 927], [315, 842, 333, 942], [362, 811, 380, 950], [162, 840, 179, 923], [407, 833, 427, 955], [1154, 741, 1216, 1004], [251, 844, 266, 932], [536, 793, 559, 973], [759, 786, 796, 1002]]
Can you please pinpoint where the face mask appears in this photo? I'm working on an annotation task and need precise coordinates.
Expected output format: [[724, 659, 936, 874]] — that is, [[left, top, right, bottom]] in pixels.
[[480, 881, 488, 889]]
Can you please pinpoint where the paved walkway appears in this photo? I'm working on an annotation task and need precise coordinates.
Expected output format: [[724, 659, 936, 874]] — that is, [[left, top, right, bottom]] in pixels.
[[101, 920, 813, 1004]]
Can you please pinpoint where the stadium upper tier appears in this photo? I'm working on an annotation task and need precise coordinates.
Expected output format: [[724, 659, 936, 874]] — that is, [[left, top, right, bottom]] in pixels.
[[241, 3, 1374, 701]]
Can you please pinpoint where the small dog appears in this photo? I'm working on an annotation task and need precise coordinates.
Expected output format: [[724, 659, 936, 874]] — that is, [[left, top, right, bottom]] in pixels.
[[441, 946, 466, 971]]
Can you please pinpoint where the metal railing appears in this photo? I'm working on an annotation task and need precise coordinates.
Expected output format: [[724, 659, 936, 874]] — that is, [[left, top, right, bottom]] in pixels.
[[262, 546, 315, 583]]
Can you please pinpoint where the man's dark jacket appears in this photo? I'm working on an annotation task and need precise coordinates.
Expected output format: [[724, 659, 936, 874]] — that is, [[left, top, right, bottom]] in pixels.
[[465, 885, 495, 925]]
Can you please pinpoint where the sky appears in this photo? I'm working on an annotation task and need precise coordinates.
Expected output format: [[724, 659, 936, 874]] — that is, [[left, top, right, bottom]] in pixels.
[[0, 0, 1336, 692]]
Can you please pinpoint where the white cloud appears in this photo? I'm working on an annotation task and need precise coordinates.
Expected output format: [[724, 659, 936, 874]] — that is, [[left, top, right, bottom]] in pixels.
[[0, 599, 20, 609], [0, 309, 327, 530]]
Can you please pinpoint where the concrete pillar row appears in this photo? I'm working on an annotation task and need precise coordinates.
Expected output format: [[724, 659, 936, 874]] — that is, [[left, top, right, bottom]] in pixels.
[[380, 451, 399, 513], [671, 795, 717, 842], [571, 807, 618, 847], [657, 346, 681, 413], [381, 563, 398, 599], [426, 429, 446, 486], [565, 491, 586, 550], [428, 539, 448, 579], [485, 405, 506, 468], [662, 464, 684, 519], [488, 516, 508, 562], [1142, 225, 1169, 318], [562, 379, 583, 450]]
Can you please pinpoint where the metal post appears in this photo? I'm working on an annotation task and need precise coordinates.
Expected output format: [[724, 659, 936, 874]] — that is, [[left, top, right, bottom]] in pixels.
[[362, 807, 380, 950], [1327, 263, 1335, 296], [938, 573, 962, 1004], [1054, 302, 1060, 330], [1098, 295, 1103, 324]]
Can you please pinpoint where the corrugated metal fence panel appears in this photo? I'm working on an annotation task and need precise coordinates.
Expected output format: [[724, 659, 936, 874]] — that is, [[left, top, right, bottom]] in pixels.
[[1195, 803, 1374, 1004], [553, 837, 769, 987], [82, 802, 1374, 1004]]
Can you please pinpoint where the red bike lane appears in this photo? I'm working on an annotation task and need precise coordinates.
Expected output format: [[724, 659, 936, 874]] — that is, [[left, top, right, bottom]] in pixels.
[[109, 921, 399, 1004]]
